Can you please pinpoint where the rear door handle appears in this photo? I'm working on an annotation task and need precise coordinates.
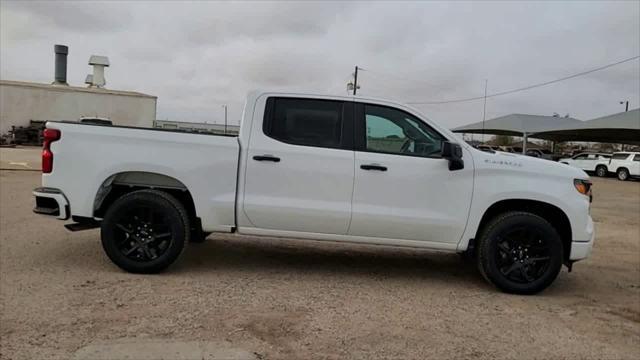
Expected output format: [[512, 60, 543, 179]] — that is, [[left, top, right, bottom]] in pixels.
[[253, 155, 280, 162], [360, 164, 387, 171]]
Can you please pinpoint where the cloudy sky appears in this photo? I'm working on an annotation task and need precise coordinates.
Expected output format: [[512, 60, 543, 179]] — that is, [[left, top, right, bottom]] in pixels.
[[1, 1, 639, 128]]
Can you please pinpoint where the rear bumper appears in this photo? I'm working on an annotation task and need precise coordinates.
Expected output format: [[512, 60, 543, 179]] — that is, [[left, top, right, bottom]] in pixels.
[[33, 187, 69, 220], [570, 215, 595, 261]]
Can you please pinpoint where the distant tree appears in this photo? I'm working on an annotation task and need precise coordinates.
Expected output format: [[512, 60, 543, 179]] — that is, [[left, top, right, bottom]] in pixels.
[[494, 135, 514, 146]]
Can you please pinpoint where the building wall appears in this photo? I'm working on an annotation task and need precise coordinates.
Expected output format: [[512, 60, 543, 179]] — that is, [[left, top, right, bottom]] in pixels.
[[0, 81, 157, 134]]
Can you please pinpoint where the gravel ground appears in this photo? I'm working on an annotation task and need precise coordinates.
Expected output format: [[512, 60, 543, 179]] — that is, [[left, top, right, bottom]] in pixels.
[[1, 169, 639, 359]]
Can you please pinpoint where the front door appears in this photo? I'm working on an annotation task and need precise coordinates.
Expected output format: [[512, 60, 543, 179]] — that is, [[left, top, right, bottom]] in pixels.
[[242, 96, 355, 234], [348, 103, 474, 244]]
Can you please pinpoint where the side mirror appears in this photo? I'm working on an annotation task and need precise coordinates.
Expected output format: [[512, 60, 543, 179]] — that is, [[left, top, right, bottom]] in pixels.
[[441, 141, 464, 171]]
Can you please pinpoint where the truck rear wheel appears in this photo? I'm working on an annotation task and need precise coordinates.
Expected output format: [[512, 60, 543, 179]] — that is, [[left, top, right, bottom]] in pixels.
[[617, 168, 629, 181], [596, 165, 607, 177], [477, 212, 563, 295], [101, 189, 190, 273]]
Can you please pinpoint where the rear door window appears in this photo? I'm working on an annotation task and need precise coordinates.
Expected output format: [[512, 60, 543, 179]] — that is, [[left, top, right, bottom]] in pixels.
[[263, 97, 352, 150]]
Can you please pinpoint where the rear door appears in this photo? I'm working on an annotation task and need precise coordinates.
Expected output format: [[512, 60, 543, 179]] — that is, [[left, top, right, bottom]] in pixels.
[[571, 154, 588, 169], [348, 102, 473, 245], [582, 154, 599, 171], [241, 96, 355, 234]]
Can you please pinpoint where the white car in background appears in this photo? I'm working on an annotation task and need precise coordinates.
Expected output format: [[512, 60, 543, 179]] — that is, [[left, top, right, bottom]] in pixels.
[[559, 153, 612, 177], [605, 152, 640, 181]]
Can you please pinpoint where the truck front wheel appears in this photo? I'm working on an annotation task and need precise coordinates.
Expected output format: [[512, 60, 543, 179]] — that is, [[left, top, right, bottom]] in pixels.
[[101, 189, 190, 273], [477, 212, 563, 295]]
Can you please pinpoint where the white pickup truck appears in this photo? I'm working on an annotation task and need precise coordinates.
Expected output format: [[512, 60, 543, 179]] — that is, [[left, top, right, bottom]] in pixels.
[[33, 91, 595, 294]]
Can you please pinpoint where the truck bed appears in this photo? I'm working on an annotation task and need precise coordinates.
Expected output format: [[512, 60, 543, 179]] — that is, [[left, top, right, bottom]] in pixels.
[[43, 121, 240, 232]]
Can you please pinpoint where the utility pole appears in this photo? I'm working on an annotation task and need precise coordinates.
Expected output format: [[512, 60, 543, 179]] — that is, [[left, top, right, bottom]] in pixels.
[[619, 101, 629, 151], [222, 104, 228, 134], [353, 66, 359, 95], [620, 100, 629, 112], [481, 79, 488, 143]]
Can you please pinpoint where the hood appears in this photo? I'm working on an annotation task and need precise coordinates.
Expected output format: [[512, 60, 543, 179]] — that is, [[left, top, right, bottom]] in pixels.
[[472, 149, 589, 180]]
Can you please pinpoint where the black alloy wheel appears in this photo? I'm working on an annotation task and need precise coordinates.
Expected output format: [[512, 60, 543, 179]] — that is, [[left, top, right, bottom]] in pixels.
[[495, 227, 552, 284], [477, 212, 563, 294], [101, 189, 190, 273], [113, 206, 173, 262]]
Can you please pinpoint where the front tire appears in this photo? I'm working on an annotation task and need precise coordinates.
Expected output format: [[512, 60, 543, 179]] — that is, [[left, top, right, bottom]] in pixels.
[[477, 212, 563, 295], [617, 168, 629, 181], [596, 165, 607, 177], [101, 189, 190, 273]]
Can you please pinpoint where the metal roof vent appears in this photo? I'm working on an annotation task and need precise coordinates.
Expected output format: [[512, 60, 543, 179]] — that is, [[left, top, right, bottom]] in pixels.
[[52, 44, 69, 86], [87, 55, 110, 88]]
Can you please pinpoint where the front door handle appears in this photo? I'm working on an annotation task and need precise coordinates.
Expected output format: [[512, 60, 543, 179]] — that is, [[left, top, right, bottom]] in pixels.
[[360, 164, 387, 171], [253, 155, 280, 162]]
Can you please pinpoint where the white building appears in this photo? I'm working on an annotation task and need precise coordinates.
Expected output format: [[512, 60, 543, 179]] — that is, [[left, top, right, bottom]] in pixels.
[[0, 80, 157, 135]]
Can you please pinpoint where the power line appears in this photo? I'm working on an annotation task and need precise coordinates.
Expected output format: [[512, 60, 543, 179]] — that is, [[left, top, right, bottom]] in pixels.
[[407, 55, 640, 105], [359, 67, 437, 88]]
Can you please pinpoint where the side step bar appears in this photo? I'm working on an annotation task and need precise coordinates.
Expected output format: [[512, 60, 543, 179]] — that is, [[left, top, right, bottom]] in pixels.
[[64, 217, 101, 232]]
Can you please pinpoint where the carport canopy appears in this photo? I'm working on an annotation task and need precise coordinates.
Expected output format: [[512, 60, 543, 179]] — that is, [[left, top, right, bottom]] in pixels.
[[452, 114, 584, 137], [451, 114, 584, 151], [534, 109, 640, 145]]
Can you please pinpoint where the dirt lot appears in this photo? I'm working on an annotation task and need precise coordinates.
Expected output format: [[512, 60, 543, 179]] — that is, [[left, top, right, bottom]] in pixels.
[[1, 167, 639, 359]]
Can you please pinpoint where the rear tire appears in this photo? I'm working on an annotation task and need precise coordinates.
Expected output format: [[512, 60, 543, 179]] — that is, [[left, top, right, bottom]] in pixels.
[[101, 189, 190, 273], [477, 212, 563, 295], [596, 165, 607, 177], [617, 168, 629, 181]]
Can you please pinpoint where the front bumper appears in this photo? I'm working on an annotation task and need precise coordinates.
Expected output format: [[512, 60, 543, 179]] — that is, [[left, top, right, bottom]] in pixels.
[[570, 215, 595, 261], [33, 187, 69, 220]]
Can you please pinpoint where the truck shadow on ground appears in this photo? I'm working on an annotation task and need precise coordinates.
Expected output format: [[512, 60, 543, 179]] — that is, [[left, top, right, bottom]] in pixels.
[[172, 235, 489, 288], [49, 233, 583, 294]]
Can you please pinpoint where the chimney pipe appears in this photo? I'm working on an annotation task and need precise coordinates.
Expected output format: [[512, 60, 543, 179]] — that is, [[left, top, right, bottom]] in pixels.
[[53, 44, 68, 86]]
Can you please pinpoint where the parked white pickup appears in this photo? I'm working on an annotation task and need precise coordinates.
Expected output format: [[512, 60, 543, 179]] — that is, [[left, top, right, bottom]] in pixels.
[[33, 91, 595, 294]]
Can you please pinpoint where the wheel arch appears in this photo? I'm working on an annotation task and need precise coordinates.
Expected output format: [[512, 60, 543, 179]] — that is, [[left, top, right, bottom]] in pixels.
[[93, 171, 198, 224], [474, 199, 572, 262]]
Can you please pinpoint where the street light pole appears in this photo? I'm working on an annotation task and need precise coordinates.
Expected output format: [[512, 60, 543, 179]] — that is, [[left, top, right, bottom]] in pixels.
[[353, 66, 359, 96], [620, 100, 629, 112], [222, 104, 228, 134]]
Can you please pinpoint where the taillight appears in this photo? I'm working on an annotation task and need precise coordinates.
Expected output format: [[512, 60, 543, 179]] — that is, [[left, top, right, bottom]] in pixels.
[[42, 128, 61, 173]]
